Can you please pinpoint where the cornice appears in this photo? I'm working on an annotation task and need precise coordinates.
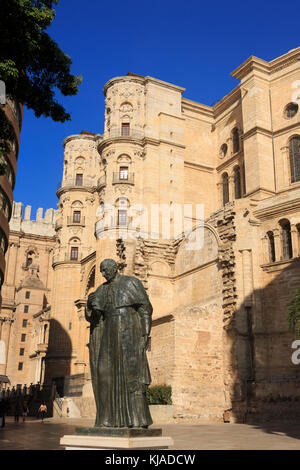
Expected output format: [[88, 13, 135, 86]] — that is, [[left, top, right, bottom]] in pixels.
[[181, 98, 214, 120], [212, 86, 242, 119], [56, 185, 96, 199], [103, 75, 185, 96], [184, 160, 214, 173], [254, 196, 300, 220], [8, 230, 56, 242], [81, 251, 96, 265], [231, 56, 270, 81], [216, 151, 243, 173], [63, 134, 102, 148], [243, 126, 273, 140], [231, 48, 300, 82], [261, 257, 300, 272], [98, 135, 185, 153]]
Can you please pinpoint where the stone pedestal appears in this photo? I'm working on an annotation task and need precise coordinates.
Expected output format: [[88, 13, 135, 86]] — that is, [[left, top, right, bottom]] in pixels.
[[60, 427, 174, 450]]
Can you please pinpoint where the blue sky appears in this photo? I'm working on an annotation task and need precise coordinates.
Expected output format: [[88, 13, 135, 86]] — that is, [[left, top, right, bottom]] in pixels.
[[14, 0, 299, 216]]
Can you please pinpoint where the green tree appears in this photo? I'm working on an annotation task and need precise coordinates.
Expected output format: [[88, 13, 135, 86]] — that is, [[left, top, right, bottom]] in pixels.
[[287, 287, 300, 339], [0, 0, 82, 123]]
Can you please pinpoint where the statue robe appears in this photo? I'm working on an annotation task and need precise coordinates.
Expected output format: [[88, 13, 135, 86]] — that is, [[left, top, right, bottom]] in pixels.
[[85, 274, 153, 428]]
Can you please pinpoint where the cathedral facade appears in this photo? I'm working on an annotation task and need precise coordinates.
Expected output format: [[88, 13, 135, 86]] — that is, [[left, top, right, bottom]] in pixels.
[[1, 47, 300, 422]]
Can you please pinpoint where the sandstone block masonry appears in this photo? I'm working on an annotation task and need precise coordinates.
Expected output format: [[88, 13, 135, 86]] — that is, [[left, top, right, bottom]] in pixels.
[[2, 48, 300, 423]]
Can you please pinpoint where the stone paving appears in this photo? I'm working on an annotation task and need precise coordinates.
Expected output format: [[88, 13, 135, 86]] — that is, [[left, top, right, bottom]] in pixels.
[[0, 417, 300, 450]]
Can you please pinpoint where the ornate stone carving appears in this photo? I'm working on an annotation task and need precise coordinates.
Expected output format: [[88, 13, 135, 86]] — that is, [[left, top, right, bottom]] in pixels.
[[114, 185, 133, 195]]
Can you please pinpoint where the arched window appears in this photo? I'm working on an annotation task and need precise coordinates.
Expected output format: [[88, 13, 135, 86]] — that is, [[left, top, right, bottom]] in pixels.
[[69, 237, 80, 261], [234, 166, 242, 199], [297, 224, 300, 257], [289, 136, 300, 183], [116, 197, 129, 226], [267, 231, 276, 263], [232, 128, 240, 154], [222, 173, 229, 205], [280, 219, 293, 260]]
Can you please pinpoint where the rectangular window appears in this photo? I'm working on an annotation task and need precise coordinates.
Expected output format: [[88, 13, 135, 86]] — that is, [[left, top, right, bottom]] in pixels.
[[22, 319, 27, 328], [73, 211, 81, 223], [25, 291, 30, 299], [119, 167, 128, 180], [70, 246, 79, 261], [68, 322, 72, 331], [121, 123, 130, 136], [24, 305, 29, 313], [21, 334, 26, 342], [118, 210, 127, 226], [19, 348, 25, 356], [18, 363, 23, 371], [75, 174, 83, 186]]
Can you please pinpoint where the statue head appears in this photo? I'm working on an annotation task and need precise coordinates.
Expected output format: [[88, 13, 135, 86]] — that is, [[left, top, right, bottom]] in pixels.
[[100, 259, 118, 282]]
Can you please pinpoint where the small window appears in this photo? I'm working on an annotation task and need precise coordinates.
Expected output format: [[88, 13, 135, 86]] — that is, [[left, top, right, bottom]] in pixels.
[[222, 173, 229, 205], [232, 128, 240, 154], [118, 210, 127, 226], [24, 305, 29, 313], [26, 250, 35, 268], [234, 166, 242, 199], [119, 167, 129, 180], [25, 291, 30, 299], [18, 363, 23, 371], [19, 348, 25, 356], [75, 174, 83, 186], [121, 123, 130, 136], [220, 143, 228, 158], [285, 103, 299, 119], [21, 334, 26, 342], [289, 136, 300, 183], [281, 220, 293, 260], [22, 319, 28, 328], [68, 322, 72, 331], [297, 224, 300, 257], [73, 211, 81, 223], [70, 246, 79, 261], [267, 231, 276, 263]]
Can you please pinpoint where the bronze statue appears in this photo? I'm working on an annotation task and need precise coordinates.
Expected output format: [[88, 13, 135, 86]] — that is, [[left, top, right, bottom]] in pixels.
[[85, 259, 153, 428]]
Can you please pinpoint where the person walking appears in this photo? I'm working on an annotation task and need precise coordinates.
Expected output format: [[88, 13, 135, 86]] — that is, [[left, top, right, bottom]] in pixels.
[[0, 400, 6, 428], [22, 404, 29, 422], [13, 401, 22, 423], [38, 403, 47, 422]]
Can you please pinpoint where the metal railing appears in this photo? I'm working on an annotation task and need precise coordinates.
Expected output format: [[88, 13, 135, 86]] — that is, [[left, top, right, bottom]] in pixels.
[[57, 177, 95, 191], [67, 216, 86, 226], [112, 172, 135, 185], [52, 252, 82, 264]]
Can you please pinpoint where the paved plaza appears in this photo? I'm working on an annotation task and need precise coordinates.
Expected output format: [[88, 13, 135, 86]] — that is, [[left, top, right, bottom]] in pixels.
[[0, 417, 300, 450]]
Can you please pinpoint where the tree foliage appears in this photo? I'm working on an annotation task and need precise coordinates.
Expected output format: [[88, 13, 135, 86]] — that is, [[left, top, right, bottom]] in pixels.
[[287, 288, 300, 339], [146, 385, 172, 405], [0, 0, 82, 122]]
